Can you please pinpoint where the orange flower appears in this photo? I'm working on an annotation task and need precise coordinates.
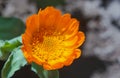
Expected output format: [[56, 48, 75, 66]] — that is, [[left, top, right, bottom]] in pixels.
[[22, 7, 85, 70]]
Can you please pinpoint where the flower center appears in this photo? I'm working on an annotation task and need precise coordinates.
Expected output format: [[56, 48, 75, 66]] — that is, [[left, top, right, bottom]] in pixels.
[[31, 32, 69, 64]]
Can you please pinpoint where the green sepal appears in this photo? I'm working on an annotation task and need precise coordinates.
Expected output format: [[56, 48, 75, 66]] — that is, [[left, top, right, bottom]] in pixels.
[[31, 62, 59, 78]]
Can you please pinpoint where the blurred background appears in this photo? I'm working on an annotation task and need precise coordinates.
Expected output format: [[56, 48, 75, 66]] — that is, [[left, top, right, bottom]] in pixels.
[[0, 0, 120, 78]]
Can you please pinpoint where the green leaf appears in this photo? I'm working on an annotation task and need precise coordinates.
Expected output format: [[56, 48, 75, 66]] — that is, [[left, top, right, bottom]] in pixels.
[[0, 16, 25, 40], [31, 62, 59, 78], [0, 40, 6, 60], [31, 62, 45, 78], [1, 47, 27, 78], [31, 0, 65, 9], [0, 36, 22, 60], [1, 36, 22, 53]]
